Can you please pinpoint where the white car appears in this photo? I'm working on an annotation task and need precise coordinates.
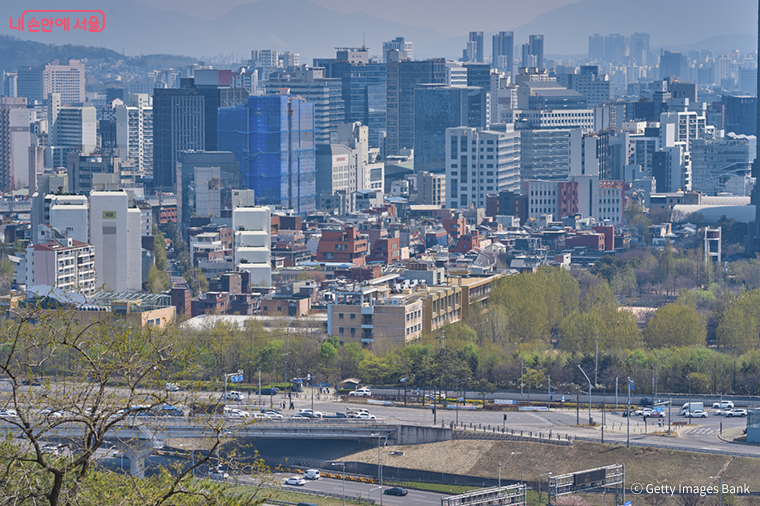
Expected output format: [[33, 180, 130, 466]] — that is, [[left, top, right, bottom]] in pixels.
[[284, 476, 306, 486], [298, 409, 323, 419], [685, 410, 708, 418], [354, 412, 377, 420], [727, 409, 747, 418], [39, 408, 63, 418], [209, 467, 229, 480], [348, 409, 371, 418], [348, 388, 372, 397], [712, 401, 734, 409], [261, 411, 283, 419], [0, 409, 18, 418], [713, 408, 732, 417], [289, 414, 311, 420], [224, 408, 250, 418]]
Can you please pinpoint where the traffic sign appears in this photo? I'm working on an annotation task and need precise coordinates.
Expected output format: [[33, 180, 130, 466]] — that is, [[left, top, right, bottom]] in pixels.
[[230, 374, 243, 383]]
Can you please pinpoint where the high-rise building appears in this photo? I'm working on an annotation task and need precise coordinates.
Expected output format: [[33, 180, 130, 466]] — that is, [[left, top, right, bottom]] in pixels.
[[465, 32, 484, 63], [176, 151, 241, 230], [413, 85, 489, 173], [153, 77, 247, 192], [555, 67, 613, 107], [630, 33, 650, 66], [114, 94, 153, 174], [604, 34, 627, 64], [520, 128, 583, 180], [386, 55, 446, 156], [152, 88, 204, 191], [492, 32, 514, 77], [46, 93, 97, 169], [529, 35, 545, 70], [445, 124, 521, 209], [660, 50, 688, 80], [231, 189, 272, 286], [89, 190, 142, 292], [44, 194, 89, 244], [723, 94, 757, 135], [691, 133, 756, 195], [218, 94, 316, 213], [416, 171, 446, 206], [17, 59, 85, 104], [266, 67, 344, 144], [3, 72, 17, 98], [383, 37, 413, 62], [589, 34, 605, 61], [313, 48, 386, 147], [67, 152, 120, 195], [0, 97, 31, 189]]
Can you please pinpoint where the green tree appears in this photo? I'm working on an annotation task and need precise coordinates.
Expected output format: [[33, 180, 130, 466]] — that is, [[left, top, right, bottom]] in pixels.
[[184, 268, 208, 296], [643, 302, 706, 348], [715, 289, 760, 355]]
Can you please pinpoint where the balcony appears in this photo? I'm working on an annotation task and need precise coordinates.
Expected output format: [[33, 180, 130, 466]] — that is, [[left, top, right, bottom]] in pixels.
[[360, 324, 373, 330], [360, 305, 374, 315]]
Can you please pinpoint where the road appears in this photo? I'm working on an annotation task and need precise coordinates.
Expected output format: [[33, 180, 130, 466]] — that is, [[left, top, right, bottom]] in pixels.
[[237, 474, 444, 506]]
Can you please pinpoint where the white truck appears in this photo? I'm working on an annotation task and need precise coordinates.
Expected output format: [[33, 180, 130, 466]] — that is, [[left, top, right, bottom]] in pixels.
[[679, 402, 703, 415]]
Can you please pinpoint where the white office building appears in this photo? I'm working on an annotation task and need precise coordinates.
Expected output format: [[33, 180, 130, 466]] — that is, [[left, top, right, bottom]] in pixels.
[[445, 125, 521, 209], [232, 190, 271, 287], [46, 93, 96, 168], [89, 191, 142, 292]]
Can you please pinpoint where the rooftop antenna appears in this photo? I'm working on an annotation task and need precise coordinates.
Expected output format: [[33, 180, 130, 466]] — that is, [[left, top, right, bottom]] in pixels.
[[363, 32, 366, 50]]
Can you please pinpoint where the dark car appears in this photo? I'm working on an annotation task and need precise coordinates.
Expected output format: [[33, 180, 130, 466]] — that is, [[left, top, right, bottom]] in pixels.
[[639, 397, 653, 406], [258, 388, 279, 396], [384, 487, 408, 496]]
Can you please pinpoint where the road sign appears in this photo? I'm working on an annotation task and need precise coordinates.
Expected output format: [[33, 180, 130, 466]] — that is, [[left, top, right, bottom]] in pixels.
[[561, 395, 566, 403], [230, 374, 243, 383]]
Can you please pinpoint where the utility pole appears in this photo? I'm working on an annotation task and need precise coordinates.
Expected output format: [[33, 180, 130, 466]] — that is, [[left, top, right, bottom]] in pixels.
[[668, 397, 672, 436], [627, 377, 632, 448], [547, 375, 551, 411], [615, 377, 618, 409], [579, 365, 592, 425], [595, 330, 599, 386], [576, 386, 579, 425], [521, 355, 524, 395], [286, 329, 291, 402]]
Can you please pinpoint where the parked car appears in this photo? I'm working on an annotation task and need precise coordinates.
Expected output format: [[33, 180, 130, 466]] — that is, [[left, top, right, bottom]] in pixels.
[[384, 487, 408, 496], [284, 477, 306, 486], [727, 408, 747, 418], [303, 469, 320, 480], [348, 388, 371, 397], [355, 412, 377, 420], [685, 410, 708, 418], [713, 408, 732, 417]]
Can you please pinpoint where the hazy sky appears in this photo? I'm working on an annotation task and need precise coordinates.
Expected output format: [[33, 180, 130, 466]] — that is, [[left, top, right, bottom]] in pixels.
[[130, 0, 579, 37]]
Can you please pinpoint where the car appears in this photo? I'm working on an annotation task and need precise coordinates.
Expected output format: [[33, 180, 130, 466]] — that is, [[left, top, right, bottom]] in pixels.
[[209, 467, 230, 480], [713, 408, 732, 417], [41, 443, 64, 456], [354, 412, 377, 420], [384, 487, 408, 496], [258, 388, 279, 396], [303, 469, 320, 480], [642, 411, 664, 419], [348, 388, 371, 397], [224, 408, 250, 418], [289, 414, 311, 420], [39, 408, 64, 418], [347, 409, 371, 418], [298, 409, 323, 419], [0, 408, 18, 418], [713, 401, 734, 409], [261, 411, 283, 419], [685, 410, 708, 418], [727, 408, 747, 418], [165, 383, 180, 392], [297, 503, 318, 506], [284, 477, 306, 486], [223, 391, 243, 401], [639, 397, 653, 406]]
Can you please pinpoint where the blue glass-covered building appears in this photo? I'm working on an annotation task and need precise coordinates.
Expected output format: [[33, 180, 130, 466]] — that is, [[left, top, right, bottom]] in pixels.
[[218, 95, 316, 214]]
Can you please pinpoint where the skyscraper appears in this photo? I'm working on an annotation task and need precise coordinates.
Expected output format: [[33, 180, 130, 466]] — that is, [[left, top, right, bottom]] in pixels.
[[0, 97, 31, 189], [660, 50, 688, 80], [218, 94, 316, 214], [382, 37, 413, 62], [17, 59, 85, 104], [413, 85, 489, 173], [492, 31, 514, 77], [386, 55, 446, 156], [152, 87, 205, 191], [529, 35, 545, 70], [466, 32, 484, 63], [588, 34, 605, 61], [629, 33, 650, 65]]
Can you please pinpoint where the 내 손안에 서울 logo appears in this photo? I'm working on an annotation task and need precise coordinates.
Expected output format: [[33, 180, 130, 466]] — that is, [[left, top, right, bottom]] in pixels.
[[10, 10, 105, 33]]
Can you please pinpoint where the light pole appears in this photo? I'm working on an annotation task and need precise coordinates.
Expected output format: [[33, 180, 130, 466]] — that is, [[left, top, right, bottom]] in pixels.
[[578, 365, 592, 425], [369, 486, 382, 505], [455, 377, 470, 426], [331, 462, 346, 506], [498, 460, 502, 488], [511, 452, 523, 485], [539, 472, 552, 506], [627, 377, 633, 448], [711, 475, 722, 506]]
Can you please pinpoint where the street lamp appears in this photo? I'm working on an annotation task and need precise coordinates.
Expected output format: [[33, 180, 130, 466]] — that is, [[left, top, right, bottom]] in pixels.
[[498, 460, 502, 488], [710, 475, 722, 506], [578, 365, 592, 425], [539, 472, 552, 506], [331, 462, 346, 506], [511, 452, 523, 485], [369, 486, 382, 505], [455, 377, 470, 426]]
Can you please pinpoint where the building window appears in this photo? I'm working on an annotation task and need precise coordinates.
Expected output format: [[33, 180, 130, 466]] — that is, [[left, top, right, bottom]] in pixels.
[[339, 327, 344, 333], [350, 314, 355, 319], [339, 313, 344, 319]]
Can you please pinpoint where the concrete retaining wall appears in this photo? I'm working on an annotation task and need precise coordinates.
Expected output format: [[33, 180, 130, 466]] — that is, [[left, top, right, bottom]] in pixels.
[[393, 424, 452, 445]]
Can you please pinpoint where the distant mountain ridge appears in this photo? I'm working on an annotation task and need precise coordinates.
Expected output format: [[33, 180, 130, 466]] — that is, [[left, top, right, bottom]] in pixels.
[[0, 0, 753, 63]]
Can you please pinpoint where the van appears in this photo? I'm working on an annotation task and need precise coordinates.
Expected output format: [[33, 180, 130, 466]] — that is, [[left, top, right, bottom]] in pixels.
[[303, 469, 320, 480], [678, 402, 703, 415], [224, 391, 243, 401]]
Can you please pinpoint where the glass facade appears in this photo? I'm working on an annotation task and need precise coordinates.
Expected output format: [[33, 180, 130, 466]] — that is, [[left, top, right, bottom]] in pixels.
[[218, 95, 316, 214]]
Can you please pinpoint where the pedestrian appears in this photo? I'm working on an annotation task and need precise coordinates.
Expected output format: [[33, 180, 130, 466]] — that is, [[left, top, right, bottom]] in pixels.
[[290, 401, 295, 410]]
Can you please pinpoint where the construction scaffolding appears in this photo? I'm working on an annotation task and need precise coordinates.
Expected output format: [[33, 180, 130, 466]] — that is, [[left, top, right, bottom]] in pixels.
[[218, 95, 316, 214]]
